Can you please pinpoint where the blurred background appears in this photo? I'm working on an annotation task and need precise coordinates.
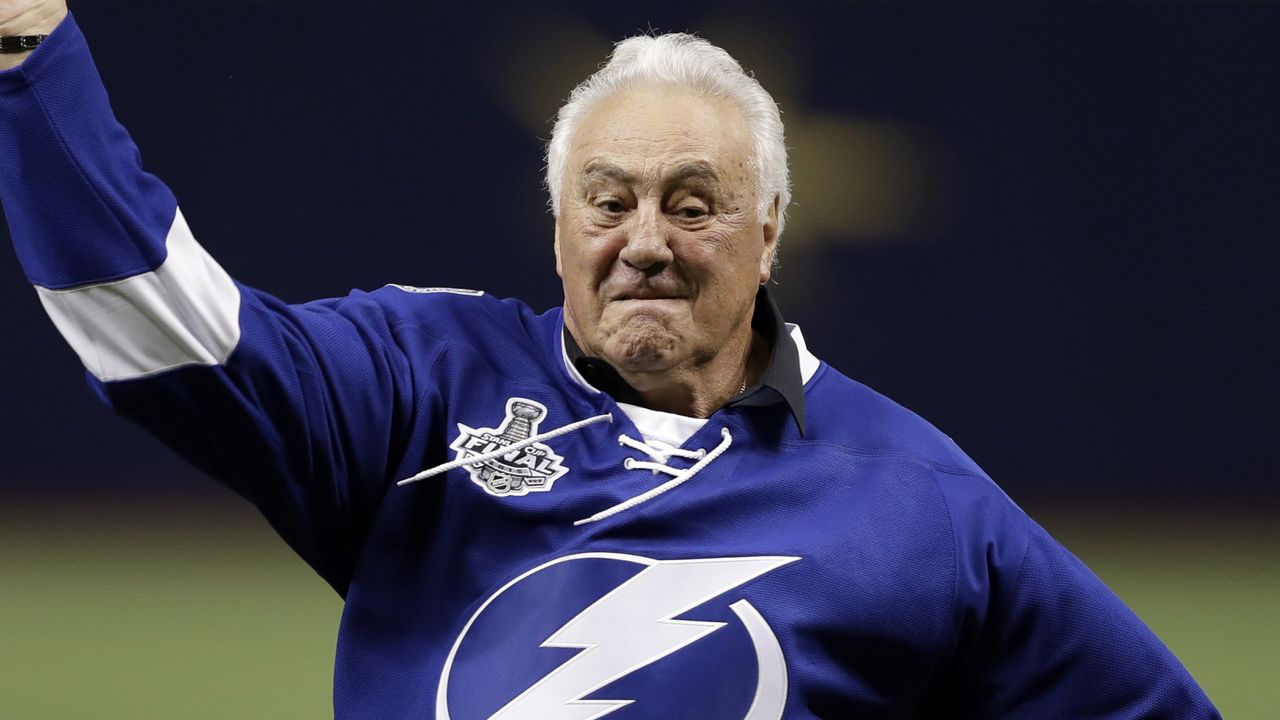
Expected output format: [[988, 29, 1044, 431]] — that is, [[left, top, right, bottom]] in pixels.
[[2, 0, 1277, 717]]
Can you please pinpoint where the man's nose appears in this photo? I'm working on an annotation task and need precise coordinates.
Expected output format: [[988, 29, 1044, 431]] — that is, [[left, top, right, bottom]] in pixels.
[[618, 203, 673, 272]]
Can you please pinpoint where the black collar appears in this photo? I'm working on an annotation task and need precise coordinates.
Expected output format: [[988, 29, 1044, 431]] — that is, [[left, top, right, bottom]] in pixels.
[[563, 285, 806, 434]]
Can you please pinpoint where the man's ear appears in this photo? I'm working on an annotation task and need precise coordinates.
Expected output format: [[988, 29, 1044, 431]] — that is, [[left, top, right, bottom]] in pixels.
[[553, 219, 564, 278], [758, 195, 780, 283]]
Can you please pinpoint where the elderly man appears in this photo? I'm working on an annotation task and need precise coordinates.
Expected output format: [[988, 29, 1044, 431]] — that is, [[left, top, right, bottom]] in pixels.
[[1, 3, 1219, 718]]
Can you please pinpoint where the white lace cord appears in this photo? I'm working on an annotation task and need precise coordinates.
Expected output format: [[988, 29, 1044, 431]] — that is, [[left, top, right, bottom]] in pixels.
[[618, 434, 706, 472], [396, 413, 614, 486], [573, 427, 733, 526]]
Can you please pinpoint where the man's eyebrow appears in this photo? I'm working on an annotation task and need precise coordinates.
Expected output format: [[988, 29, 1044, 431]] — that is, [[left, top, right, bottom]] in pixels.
[[578, 160, 722, 187], [580, 161, 635, 185], [664, 160, 721, 186]]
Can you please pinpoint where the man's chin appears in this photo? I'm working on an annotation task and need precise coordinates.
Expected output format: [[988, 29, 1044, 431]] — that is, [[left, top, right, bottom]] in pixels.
[[603, 322, 681, 373]]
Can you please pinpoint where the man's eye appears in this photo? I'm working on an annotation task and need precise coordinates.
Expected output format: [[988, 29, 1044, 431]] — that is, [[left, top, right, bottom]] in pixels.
[[597, 200, 626, 214], [677, 206, 708, 219]]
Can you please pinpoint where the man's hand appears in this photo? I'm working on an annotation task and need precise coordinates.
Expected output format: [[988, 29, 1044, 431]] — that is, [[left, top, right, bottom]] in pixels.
[[0, 0, 67, 70]]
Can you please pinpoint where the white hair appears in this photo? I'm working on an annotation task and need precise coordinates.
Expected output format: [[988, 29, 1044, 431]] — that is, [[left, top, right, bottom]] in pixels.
[[546, 33, 792, 241]]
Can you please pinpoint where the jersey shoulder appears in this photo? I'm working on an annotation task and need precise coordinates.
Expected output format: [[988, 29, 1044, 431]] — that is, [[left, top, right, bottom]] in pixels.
[[803, 364, 985, 476], [311, 284, 564, 384], [305, 284, 546, 345], [802, 364, 1031, 546]]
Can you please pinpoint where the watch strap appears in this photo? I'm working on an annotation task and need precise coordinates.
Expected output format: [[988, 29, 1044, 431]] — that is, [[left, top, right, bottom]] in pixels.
[[0, 35, 48, 54]]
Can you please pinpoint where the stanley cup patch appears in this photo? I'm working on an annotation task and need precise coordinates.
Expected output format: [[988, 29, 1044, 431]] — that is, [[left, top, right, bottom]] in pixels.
[[450, 398, 570, 497]]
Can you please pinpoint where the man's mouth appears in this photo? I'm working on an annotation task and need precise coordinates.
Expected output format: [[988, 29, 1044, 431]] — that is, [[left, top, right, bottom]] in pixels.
[[612, 288, 688, 302]]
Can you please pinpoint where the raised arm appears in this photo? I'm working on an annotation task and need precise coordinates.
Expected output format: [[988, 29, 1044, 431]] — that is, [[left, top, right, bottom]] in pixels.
[[0, 9, 432, 593]]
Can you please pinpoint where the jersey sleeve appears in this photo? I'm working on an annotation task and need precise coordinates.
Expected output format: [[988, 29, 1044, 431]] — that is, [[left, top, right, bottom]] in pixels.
[[934, 468, 1221, 718], [0, 13, 425, 593]]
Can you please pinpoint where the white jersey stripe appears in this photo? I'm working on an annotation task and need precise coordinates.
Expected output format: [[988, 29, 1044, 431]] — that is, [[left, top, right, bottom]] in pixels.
[[34, 208, 242, 382]]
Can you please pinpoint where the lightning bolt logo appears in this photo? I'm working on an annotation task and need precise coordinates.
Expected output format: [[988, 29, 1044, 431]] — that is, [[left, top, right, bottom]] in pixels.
[[438, 553, 798, 720]]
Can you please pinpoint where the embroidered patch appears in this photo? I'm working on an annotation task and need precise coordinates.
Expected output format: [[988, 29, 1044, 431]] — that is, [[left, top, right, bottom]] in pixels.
[[450, 398, 569, 497]]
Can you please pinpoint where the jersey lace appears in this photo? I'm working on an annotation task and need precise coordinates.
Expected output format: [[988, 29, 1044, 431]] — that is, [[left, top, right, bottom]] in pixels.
[[397, 413, 733, 526]]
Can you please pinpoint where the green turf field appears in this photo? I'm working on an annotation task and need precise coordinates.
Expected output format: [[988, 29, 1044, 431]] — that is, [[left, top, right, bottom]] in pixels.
[[1, 492, 1273, 718]]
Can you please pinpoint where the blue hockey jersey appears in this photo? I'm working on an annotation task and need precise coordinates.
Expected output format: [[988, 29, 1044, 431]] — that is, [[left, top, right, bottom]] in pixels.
[[0, 14, 1221, 719]]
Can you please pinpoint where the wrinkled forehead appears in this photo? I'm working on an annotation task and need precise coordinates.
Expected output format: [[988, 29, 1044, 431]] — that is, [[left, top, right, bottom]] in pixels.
[[566, 85, 755, 191]]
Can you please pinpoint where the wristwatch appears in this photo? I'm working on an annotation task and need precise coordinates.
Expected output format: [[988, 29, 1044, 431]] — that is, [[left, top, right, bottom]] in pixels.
[[0, 35, 48, 54]]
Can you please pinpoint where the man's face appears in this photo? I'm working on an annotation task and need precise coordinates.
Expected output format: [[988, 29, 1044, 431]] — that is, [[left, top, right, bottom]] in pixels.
[[555, 84, 778, 378]]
